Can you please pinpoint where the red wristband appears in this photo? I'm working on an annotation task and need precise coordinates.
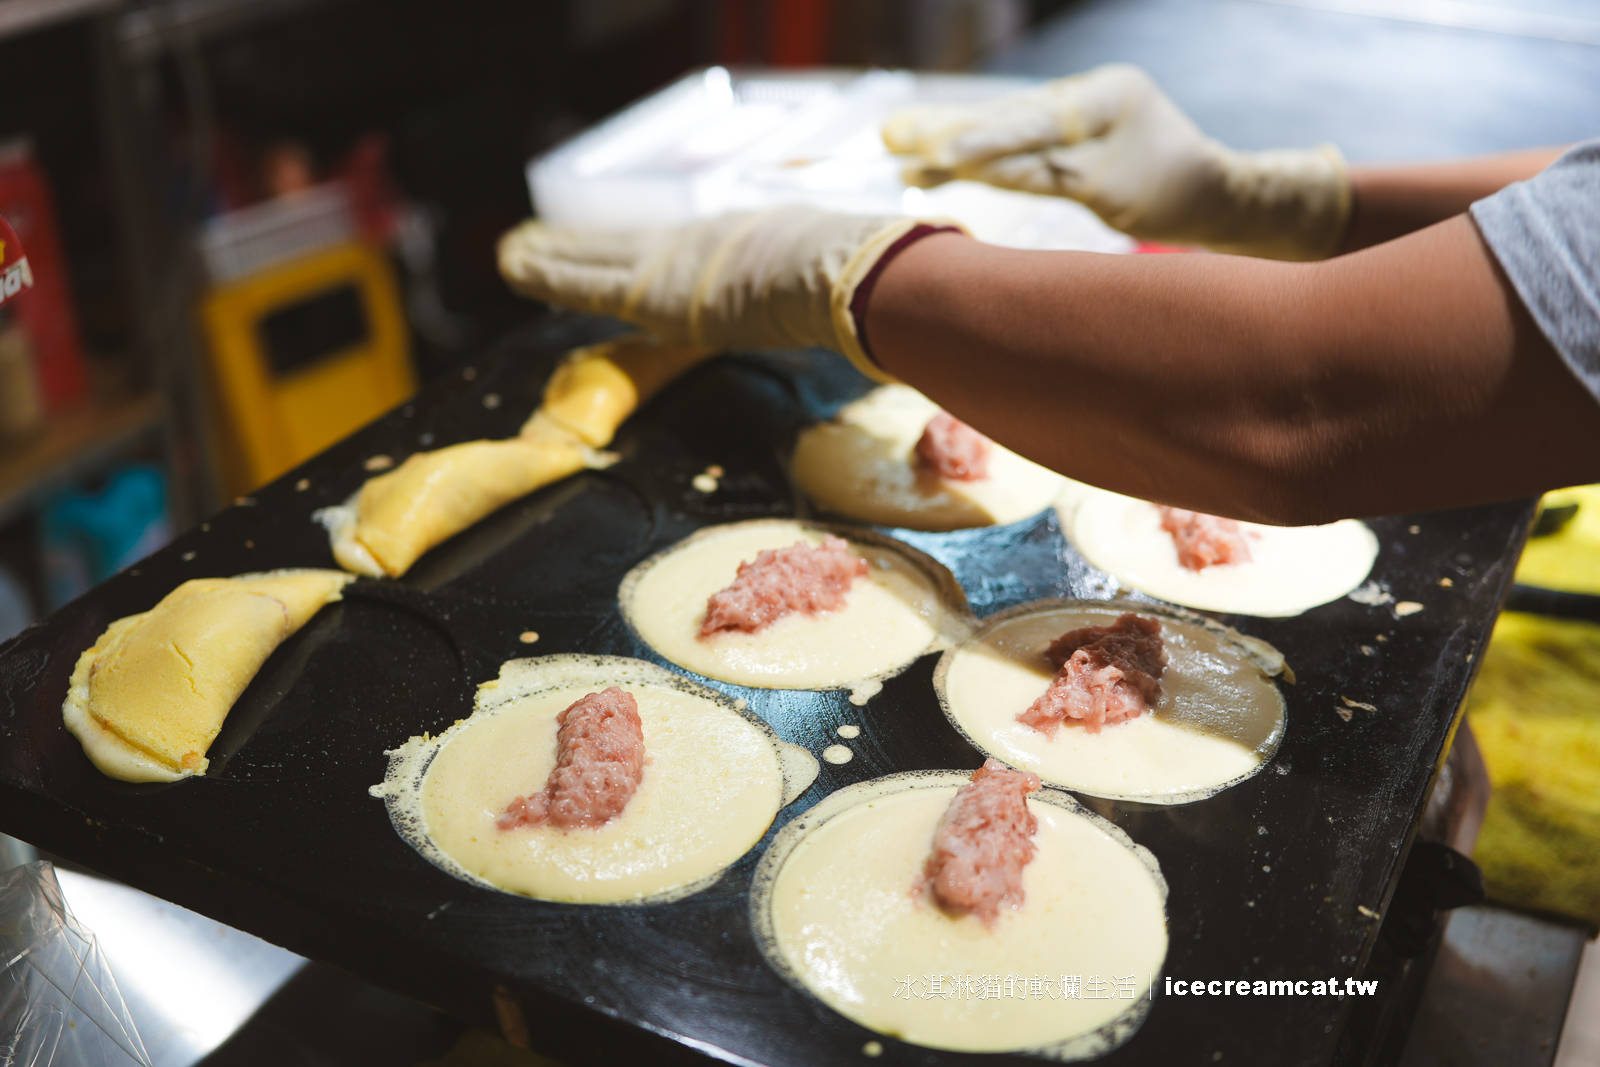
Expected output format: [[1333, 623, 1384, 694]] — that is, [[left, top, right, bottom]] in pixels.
[[849, 223, 963, 370]]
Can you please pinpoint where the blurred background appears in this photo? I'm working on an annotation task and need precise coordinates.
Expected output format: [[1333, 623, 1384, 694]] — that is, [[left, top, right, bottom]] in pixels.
[[0, 0, 1080, 643], [4, 0, 1598, 640], [1, 1, 1599, 1064]]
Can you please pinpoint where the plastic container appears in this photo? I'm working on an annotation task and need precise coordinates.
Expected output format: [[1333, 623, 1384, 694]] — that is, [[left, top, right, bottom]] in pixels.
[[198, 183, 356, 285], [0, 862, 151, 1067], [527, 67, 1134, 254], [0, 139, 89, 412], [0, 309, 43, 440]]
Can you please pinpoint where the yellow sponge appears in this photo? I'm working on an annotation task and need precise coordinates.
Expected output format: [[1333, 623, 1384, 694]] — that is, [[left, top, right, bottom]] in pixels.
[[1467, 609, 1600, 927], [1515, 484, 1600, 595]]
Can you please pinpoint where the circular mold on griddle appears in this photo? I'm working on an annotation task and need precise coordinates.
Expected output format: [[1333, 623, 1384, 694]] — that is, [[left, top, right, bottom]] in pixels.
[[933, 600, 1288, 805], [372, 654, 818, 905], [208, 595, 471, 781], [750, 770, 1168, 1058], [1065, 488, 1378, 617], [617, 519, 971, 692], [790, 384, 1067, 532], [403, 472, 658, 597]]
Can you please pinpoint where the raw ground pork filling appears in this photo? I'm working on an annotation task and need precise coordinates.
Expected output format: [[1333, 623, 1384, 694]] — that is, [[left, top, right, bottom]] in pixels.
[[1018, 613, 1167, 735], [921, 758, 1042, 928], [914, 411, 991, 481], [499, 686, 645, 830], [699, 535, 870, 637], [1158, 506, 1253, 570]]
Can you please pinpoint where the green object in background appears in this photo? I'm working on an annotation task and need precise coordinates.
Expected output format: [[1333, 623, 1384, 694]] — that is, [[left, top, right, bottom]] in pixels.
[[1468, 609, 1600, 929]]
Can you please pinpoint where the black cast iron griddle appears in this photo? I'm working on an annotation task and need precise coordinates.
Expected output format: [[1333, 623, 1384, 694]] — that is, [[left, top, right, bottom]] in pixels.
[[0, 313, 1533, 1067]]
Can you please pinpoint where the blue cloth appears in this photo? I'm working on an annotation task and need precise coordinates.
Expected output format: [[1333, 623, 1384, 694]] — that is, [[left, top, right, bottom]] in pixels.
[[1472, 140, 1600, 400], [38, 465, 169, 609]]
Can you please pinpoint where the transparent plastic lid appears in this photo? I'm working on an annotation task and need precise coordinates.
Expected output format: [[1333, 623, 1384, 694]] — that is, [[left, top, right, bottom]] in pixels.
[[0, 862, 152, 1067], [527, 67, 1134, 254]]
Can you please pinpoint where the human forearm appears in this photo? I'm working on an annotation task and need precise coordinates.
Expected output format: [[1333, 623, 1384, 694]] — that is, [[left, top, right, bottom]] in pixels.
[[867, 222, 1600, 523], [869, 235, 1349, 522], [885, 66, 1350, 263], [1341, 148, 1567, 253], [885, 67, 1572, 263], [495, 167, 1600, 523]]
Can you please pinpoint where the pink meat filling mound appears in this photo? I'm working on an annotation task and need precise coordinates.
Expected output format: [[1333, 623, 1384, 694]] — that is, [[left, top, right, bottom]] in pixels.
[[698, 535, 869, 638], [1158, 506, 1253, 570], [921, 758, 1042, 929], [1018, 613, 1167, 736], [914, 411, 991, 481], [498, 686, 645, 831]]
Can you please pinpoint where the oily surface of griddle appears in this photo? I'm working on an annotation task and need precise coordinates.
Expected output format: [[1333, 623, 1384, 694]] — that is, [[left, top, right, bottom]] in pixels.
[[0, 313, 1534, 1067]]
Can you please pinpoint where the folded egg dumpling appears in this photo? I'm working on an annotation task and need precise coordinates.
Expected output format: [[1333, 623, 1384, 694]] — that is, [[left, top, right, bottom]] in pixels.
[[323, 437, 588, 578], [320, 337, 715, 579], [63, 569, 352, 782]]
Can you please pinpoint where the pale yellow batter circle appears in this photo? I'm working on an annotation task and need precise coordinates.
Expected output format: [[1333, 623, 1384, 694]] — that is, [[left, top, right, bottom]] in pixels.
[[752, 772, 1168, 1057], [934, 601, 1287, 804], [371, 655, 818, 904], [618, 520, 966, 690], [1068, 488, 1378, 617], [791, 385, 1067, 531]]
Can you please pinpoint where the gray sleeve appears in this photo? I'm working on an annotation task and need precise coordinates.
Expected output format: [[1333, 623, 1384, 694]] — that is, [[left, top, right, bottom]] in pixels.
[[1470, 140, 1600, 399]]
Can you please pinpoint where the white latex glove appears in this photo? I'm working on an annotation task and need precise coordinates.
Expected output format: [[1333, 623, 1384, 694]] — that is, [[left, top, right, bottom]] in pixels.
[[883, 64, 1350, 261], [498, 206, 959, 382]]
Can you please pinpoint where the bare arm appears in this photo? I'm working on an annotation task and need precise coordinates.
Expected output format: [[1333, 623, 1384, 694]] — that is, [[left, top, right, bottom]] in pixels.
[[1341, 148, 1566, 252], [867, 218, 1600, 525]]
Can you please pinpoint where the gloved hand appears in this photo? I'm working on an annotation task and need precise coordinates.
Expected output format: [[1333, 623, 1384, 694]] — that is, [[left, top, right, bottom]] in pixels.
[[882, 64, 1350, 261], [498, 206, 961, 382]]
